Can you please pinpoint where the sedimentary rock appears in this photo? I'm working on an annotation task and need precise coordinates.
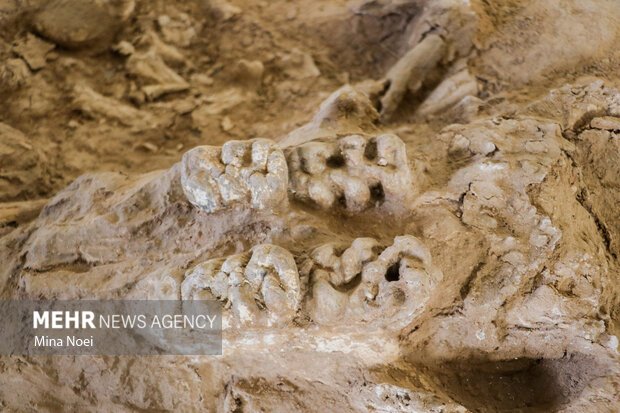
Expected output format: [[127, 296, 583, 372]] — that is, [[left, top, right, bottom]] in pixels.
[[278, 85, 382, 148], [0, 123, 50, 202], [31, 0, 133, 49]]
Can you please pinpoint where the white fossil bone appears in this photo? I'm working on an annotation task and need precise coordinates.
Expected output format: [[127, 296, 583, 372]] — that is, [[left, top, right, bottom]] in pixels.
[[380, 34, 446, 121]]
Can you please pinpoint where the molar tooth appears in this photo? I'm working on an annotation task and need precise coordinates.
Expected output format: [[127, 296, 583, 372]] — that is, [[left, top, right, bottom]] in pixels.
[[250, 139, 271, 169], [286, 133, 413, 212], [181, 139, 288, 213], [182, 244, 301, 327], [182, 235, 438, 328], [308, 235, 439, 325]]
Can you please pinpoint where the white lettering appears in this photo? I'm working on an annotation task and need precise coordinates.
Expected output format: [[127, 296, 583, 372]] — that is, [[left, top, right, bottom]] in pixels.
[[83, 311, 95, 329], [66, 335, 93, 347], [33, 311, 48, 328], [51, 311, 63, 329], [65, 311, 79, 328], [33, 335, 63, 346]]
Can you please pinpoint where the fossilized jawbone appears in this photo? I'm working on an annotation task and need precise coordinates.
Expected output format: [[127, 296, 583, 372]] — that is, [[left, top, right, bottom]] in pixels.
[[181, 235, 440, 331]]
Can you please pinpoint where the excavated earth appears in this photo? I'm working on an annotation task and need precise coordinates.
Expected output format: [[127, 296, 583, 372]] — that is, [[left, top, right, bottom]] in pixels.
[[0, 0, 619, 412]]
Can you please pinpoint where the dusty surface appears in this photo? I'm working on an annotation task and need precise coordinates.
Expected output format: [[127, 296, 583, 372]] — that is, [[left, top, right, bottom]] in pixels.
[[1, 0, 620, 411]]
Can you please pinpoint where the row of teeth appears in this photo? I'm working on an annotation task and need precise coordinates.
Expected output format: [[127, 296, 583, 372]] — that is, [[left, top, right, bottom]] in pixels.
[[182, 235, 437, 328], [181, 134, 414, 214]]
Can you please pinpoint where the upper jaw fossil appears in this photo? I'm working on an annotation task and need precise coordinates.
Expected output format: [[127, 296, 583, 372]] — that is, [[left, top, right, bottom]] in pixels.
[[181, 132, 414, 214]]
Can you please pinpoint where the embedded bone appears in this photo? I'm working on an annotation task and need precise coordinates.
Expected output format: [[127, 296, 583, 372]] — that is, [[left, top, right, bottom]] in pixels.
[[126, 48, 189, 100], [416, 69, 479, 116], [380, 34, 446, 121]]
